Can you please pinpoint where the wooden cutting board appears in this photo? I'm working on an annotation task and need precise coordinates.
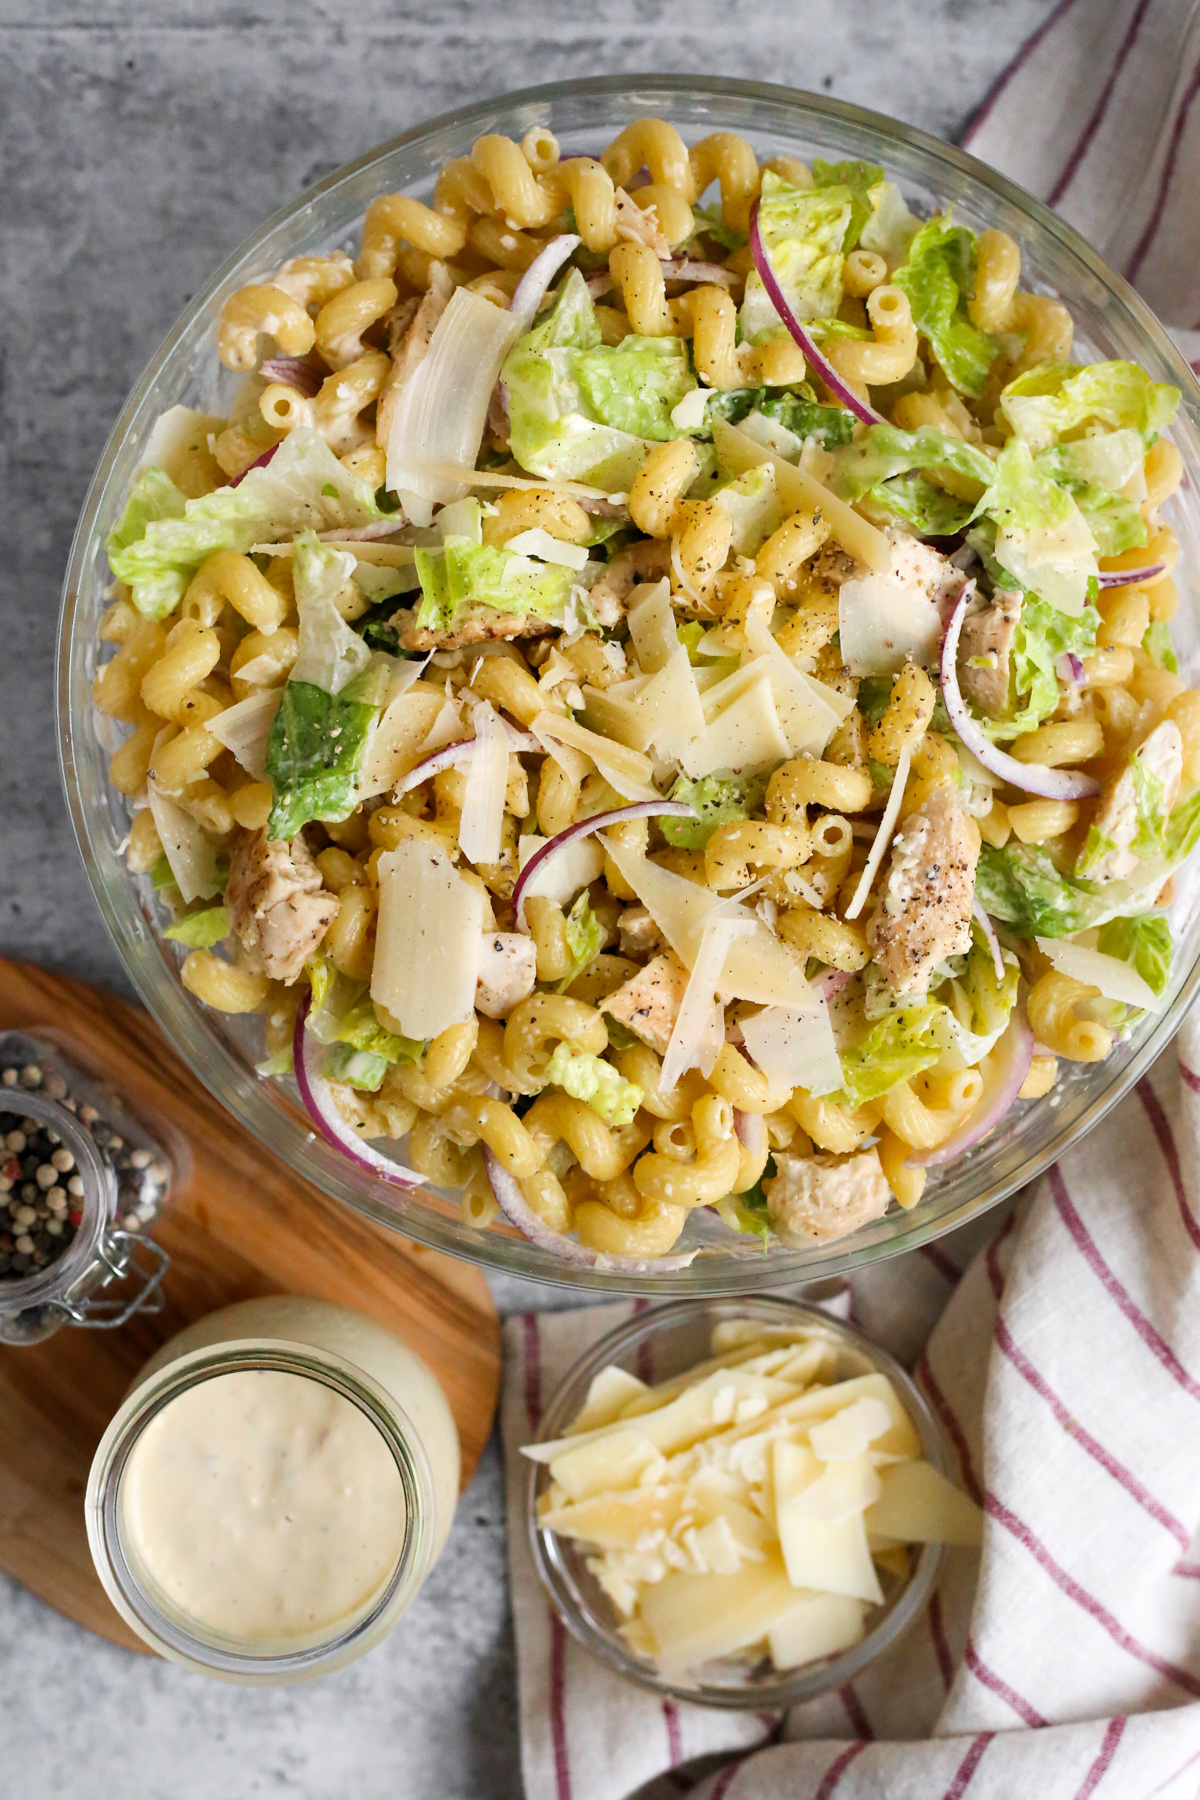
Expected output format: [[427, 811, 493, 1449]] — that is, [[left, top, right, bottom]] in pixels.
[[0, 958, 500, 1655]]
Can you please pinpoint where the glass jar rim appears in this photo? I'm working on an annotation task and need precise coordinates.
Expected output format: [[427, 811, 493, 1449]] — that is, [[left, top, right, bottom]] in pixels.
[[86, 1336, 436, 1681], [526, 1296, 947, 1709], [0, 1086, 115, 1311]]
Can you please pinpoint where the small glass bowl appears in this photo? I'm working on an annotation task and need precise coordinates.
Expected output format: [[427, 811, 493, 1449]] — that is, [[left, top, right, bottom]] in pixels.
[[524, 1297, 947, 1709]]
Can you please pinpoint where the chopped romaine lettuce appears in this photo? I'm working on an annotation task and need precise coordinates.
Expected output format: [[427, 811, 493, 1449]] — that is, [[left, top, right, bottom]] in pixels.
[[1165, 790, 1200, 864], [892, 215, 999, 398], [690, 203, 747, 252], [715, 1160, 774, 1252], [107, 429, 382, 620], [265, 677, 380, 837], [1130, 755, 1172, 859], [705, 386, 854, 451], [710, 462, 787, 556], [414, 536, 574, 630], [163, 904, 231, 948], [870, 471, 973, 536], [554, 892, 608, 992], [501, 267, 692, 486], [999, 361, 1180, 453], [1143, 621, 1179, 674], [858, 181, 920, 266], [326, 1045, 391, 1091], [986, 589, 1099, 741], [811, 158, 886, 250], [981, 437, 1098, 616], [976, 842, 1122, 937], [830, 422, 995, 501], [544, 1043, 642, 1125], [106, 467, 188, 604], [837, 1004, 944, 1109], [660, 772, 766, 848], [740, 171, 851, 340], [937, 924, 1020, 1068], [291, 531, 373, 694], [1034, 445, 1148, 557], [1098, 913, 1172, 998]]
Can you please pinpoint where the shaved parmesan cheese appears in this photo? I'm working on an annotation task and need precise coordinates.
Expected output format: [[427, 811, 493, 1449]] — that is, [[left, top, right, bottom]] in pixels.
[[147, 780, 222, 904], [531, 709, 660, 801], [742, 1000, 843, 1098], [637, 647, 706, 764], [385, 287, 522, 525], [768, 1590, 866, 1670], [601, 835, 716, 965], [718, 926, 818, 1010], [549, 1430, 664, 1503], [669, 385, 714, 431], [839, 572, 943, 676], [627, 579, 678, 675], [712, 419, 891, 574], [580, 684, 657, 753], [371, 840, 484, 1037], [502, 528, 590, 570], [639, 1552, 804, 1667], [517, 832, 605, 907], [571, 1366, 650, 1434], [206, 690, 281, 778], [864, 1459, 983, 1547], [382, 652, 433, 706], [681, 673, 790, 779], [785, 1455, 881, 1521], [421, 696, 467, 755], [1034, 937, 1165, 1013], [777, 1504, 883, 1604], [743, 611, 848, 753], [662, 915, 753, 1090], [808, 1397, 894, 1462], [844, 743, 912, 921], [458, 700, 507, 865]]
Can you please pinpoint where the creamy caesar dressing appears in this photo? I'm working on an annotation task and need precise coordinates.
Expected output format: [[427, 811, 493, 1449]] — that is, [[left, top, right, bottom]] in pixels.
[[120, 1368, 406, 1644]]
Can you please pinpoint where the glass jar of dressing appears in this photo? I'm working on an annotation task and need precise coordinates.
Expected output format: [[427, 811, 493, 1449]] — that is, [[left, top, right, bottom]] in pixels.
[[85, 1295, 461, 1683]]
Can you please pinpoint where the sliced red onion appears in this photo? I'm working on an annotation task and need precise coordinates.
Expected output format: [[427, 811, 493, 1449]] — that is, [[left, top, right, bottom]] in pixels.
[[393, 724, 541, 796], [230, 443, 279, 487], [748, 200, 883, 427], [482, 1147, 699, 1271], [1097, 562, 1165, 589], [292, 995, 425, 1193], [972, 899, 1006, 984], [909, 1004, 1034, 1167], [575, 496, 631, 519], [486, 379, 510, 443], [941, 584, 1101, 800], [1056, 651, 1085, 685], [733, 1109, 766, 1156], [510, 233, 582, 332], [259, 356, 322, 397], [512, 801, 697, 925]]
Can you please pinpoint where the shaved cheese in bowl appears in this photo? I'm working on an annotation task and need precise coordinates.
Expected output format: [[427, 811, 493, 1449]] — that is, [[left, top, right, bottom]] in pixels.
[[844, 743, 912, 922], [741, 999, 843, 1098], [371, 840, 484, 1038], [525, 1307, 981, 1694], [839, 572, 944, 677], [1034, 937, 1166, 1013]]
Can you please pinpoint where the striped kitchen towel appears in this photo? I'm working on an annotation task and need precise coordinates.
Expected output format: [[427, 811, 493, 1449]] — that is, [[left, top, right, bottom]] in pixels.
[[502, 5, 1200, 1795]]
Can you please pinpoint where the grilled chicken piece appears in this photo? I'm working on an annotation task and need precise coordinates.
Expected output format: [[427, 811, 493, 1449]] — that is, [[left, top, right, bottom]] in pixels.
[[764, 1149, 891, 1246], [602, 951, 689, 1055], [617, 905, 663, 960], [868, 787, 979, 997], [375, 260, 455, 450], [400, 605, 558, 653], [226, 830, 338, 983], [589, 538, 672, 627], [475, 932, 538, 1020], [958, 588, 1023, 719], [1084, 720, 1184, 882]]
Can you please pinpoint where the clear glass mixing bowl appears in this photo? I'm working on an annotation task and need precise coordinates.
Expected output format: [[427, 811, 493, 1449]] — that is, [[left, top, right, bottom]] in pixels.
[[58, 75, 1200, 1294]]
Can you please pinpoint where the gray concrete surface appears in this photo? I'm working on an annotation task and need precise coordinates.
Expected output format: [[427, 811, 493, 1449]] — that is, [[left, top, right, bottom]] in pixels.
[[0, 3, 1053, 1794]]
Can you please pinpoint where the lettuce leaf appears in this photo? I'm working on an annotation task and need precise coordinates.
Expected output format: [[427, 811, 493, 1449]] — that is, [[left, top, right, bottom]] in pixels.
[[106, 468, 188, 617], [661, 772, 766, 848], [554, 892, 608, 992], [705, 386, 855, 452], [502, 267, 690, 486], [715, 1160, 774, 1252], [936, 925, 1019, 1068], [837, 1004, 944, 1109], [988, 589, 1099, 742], [829, 422, 995, 502], [544, 1044, 642, 1125], [971, 842, 1174, 937], [1098, 913, 1172, 998], [858, 181, 920, 266], [290, 531, 373, 695], [982, 437, 1098, 616], [1035, 444, 1148, 557], [740, 171, 851, 341], [163, 904, 231, 948], [107, 429, 382, 620], [1143, 620, 1179, 674], [413, 536, 574, 630], [892, 215, 1000, 397], [999, 361, 1180, 453], [811, 158, 886, 251], [326, 1045, 391, 1092], [265, 677, 380, 837], [690, 203, 747, 253], [869, 472, 974, 537]]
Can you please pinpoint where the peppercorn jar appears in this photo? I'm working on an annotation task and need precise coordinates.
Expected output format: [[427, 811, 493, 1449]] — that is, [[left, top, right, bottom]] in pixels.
[[0, 1031, 178, 1346]]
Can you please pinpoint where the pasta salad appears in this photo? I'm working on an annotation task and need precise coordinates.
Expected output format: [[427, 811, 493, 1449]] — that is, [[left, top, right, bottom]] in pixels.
[[94, 116, 1196, 1269]]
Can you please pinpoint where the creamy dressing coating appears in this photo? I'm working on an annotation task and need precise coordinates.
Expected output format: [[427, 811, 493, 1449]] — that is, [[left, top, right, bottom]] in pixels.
[[120, 1369, 406, 1643]]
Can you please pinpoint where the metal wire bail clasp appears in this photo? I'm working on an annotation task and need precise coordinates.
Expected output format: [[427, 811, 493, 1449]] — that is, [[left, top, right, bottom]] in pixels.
[[59, 1229, 170, 1329]]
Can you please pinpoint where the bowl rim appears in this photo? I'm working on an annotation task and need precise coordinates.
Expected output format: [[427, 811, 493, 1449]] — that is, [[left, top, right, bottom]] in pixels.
[[58, 72, 1200, 1294], [523, 1295, 947, 1707]]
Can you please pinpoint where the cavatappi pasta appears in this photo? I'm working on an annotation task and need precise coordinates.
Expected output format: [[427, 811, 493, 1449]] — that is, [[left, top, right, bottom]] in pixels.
[[96, 118, 1195, 1263]]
